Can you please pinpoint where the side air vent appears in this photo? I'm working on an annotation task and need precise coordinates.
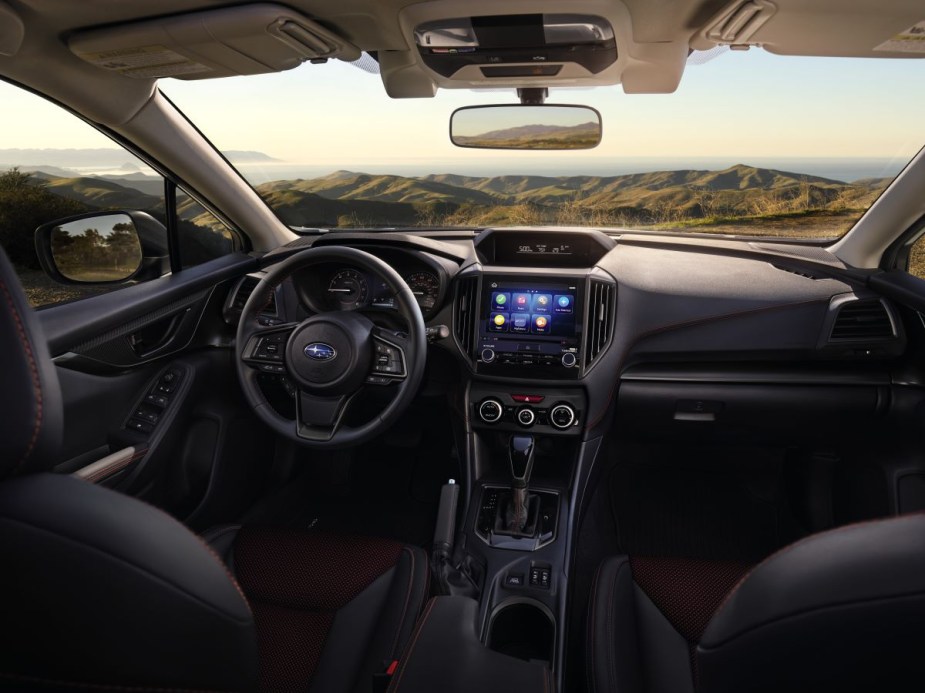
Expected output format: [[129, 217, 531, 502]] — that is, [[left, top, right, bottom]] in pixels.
[[454, 275, 479, 358], [228, 275, 276, 317], [829, 300, 894, 341], [585, 279, 615, 367]]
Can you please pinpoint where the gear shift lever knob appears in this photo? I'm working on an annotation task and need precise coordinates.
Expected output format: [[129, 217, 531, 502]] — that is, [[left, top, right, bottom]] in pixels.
[[509, 435, 535, 531], [509, 435, 535, 487]]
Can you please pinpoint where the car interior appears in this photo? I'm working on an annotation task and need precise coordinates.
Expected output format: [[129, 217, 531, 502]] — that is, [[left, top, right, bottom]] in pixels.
[[2, 1, 925, 692]]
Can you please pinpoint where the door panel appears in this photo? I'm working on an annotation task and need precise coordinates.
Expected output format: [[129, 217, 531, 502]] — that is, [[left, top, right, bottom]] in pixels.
[[39, 252, 268, 521]]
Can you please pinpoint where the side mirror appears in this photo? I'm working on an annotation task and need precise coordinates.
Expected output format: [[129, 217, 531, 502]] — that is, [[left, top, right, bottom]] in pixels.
[[450, 104, 602, 150], [35, 211, 170, 285]]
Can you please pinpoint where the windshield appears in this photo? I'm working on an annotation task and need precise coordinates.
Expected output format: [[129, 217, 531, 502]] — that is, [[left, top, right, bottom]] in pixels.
[[162, 51, 922, 238]]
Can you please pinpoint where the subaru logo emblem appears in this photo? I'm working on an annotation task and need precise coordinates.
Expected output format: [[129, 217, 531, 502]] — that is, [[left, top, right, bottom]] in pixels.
[[304, 342, 337, 361]]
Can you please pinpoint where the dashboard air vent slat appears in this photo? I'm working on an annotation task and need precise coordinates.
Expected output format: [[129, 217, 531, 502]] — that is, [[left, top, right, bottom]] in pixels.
[[454, 276, 479, 358], [232, 275, 276, 315], [585, 279, 615, 367], [829, 300, 893, 341]]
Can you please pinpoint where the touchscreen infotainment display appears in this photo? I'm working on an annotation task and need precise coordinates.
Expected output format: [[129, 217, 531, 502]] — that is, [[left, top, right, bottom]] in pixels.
[[478, 276, 582, 369]]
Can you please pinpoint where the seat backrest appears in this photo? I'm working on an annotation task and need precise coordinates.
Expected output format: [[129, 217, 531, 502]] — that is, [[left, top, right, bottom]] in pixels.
[[0, 246, 258, 691], [0, 246, 62, 478], [698, 513, 925, 693]]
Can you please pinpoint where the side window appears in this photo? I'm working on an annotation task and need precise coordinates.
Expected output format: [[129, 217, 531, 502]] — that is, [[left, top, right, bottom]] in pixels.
[[0, 80, 239, 308], [176, 191, 238, 268], [908, 233, 925, 280]]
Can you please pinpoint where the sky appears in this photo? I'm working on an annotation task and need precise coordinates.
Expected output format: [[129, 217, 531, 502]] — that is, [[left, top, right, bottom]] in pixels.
[[1, 48, 923, 178]]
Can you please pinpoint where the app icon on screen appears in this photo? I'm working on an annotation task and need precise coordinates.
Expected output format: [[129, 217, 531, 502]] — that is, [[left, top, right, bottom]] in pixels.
[[489, 312, 508, 332], [512, 293, 531, 312], [493, 292, 509, 307], [533, 294, 552, 313], [554, 295, 573, 313], [511, 314, 529, 333], [532, 314, 550, 334]]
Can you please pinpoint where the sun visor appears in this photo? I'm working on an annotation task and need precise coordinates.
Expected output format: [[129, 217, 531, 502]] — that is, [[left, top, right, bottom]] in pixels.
[[68, 3, 360, 80]]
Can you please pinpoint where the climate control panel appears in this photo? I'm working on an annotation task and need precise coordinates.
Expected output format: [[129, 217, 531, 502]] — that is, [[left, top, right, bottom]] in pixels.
[[470, 386, 584, 434]]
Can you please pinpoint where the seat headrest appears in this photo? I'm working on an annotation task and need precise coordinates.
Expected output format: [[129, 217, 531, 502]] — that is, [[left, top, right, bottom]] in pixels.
[[698, 513, 925, 693], [0, 246, 62, 477]]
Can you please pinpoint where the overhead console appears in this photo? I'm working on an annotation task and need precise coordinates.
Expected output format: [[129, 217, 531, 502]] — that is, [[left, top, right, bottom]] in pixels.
[[413, 14, 616, 80]]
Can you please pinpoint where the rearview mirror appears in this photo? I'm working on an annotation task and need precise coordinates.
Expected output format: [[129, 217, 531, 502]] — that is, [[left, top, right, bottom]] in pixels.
[[35, 211, 169, 285], [450, 105, 602, 150]]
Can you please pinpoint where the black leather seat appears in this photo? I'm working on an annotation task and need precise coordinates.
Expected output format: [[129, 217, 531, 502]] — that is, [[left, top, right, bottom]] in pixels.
[[0, 246, 428, 692], [588, 513, 925, 693]]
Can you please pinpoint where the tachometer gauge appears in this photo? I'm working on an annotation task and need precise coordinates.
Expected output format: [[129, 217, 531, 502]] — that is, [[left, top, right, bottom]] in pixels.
[[327, 269, 368, 310], [406, 271, 440, 312]]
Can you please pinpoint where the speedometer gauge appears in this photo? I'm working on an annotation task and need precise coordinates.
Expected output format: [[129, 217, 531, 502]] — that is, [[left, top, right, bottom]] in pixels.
[[406, 271, 440, 312], [327, 269, 368, 310]]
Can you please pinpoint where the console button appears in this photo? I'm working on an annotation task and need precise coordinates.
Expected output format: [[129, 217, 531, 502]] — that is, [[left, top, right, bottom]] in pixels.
[[550, 404, 576, 430], [516, 407, 535, 427], [478, 399, 503, 423], [512, 394, 545, 404], [480, 348, 496, 363], [505, 574, 525, 588], [561, 352, 577, 368]]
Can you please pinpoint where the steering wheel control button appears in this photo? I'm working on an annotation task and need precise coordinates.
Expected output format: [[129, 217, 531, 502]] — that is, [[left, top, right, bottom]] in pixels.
[[550, 404, 576, 430], [478, 399, 503, 423], [254, 333, 286, 362], [480, 348, 496, 363], [517, 407, 536, 427], [561, 352, 577, 368], [372, 340, 405, 376]]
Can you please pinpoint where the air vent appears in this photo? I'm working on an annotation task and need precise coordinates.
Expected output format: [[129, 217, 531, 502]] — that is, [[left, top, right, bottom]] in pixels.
[[829, 300, 894, 341], [454, 275, 479, 358], [771, 264, 823, 280], [584, 279, 615, 366], [231, 275, 276, 315]]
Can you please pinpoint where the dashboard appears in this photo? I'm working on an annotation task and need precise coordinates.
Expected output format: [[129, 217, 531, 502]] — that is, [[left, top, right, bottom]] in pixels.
[[248, 227, 913, 440]]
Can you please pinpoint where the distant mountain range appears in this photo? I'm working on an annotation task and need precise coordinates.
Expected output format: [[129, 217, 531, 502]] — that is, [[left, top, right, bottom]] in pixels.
[[6, 163, 890, 229], [0, 148, 278, 170]]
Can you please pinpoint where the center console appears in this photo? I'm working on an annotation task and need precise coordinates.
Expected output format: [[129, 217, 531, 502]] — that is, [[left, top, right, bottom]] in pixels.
[[421, 230, 618, 692]]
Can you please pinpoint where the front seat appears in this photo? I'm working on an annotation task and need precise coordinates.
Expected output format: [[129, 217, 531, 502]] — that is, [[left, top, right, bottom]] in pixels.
[[587, 513, 925, 693], [0, 246, 428, 693]]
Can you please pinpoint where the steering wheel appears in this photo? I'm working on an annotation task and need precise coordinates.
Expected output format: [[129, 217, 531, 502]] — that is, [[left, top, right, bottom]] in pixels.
[[235, 246, 427, 448]]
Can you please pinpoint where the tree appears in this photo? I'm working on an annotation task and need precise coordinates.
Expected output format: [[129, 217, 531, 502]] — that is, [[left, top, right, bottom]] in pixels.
[[0, 168, 91, 269]]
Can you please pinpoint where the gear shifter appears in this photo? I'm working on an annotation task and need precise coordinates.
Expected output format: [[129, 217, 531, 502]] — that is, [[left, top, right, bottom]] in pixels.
[[508, 435, 535, 531]]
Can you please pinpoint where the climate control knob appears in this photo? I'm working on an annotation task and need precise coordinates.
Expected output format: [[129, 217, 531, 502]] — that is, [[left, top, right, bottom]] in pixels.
[[550, 404, 576, 430], [481, 348, 496, 363], [561, 352, 577, 368], [478, 398, 503, 423], [516, 407, 536, 427]]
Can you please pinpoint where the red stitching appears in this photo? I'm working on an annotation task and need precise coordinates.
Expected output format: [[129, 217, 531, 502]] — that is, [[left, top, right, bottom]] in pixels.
[[713, 511, 925, 618], [389, 547, 416, 659], [0, 279, 43, 474], [388, 597, 435, 693]]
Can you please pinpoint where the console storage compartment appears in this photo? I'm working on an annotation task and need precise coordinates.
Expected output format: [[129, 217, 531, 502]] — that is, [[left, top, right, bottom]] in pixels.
[[487, 599, 555, 665]]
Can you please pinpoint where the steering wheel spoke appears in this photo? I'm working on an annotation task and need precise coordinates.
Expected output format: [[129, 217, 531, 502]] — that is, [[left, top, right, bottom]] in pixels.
[[240, 323, 298, 372], [296, 390, 354, 442], [367, 327, 409, 385]]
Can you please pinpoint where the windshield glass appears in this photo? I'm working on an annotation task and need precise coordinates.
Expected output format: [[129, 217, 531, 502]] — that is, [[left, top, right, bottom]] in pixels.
[[170, 51, 919, 238]]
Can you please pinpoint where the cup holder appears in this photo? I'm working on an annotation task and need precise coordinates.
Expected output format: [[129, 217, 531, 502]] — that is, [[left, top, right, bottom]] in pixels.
[[486, 599, 555, 665]]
